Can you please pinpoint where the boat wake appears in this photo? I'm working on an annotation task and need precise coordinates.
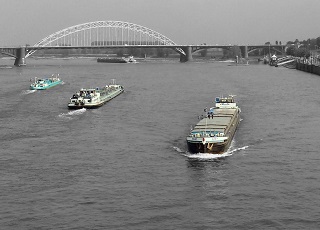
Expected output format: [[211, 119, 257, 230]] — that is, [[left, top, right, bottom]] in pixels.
[[21, 89, 36, 95], [58, 108, 86, 120], [173, 145, 249, 161], [172, 146, 184, 153]]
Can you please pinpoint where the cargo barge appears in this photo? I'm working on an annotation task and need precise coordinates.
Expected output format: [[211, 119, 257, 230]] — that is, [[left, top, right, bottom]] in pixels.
[[97, 57, 128, 63], [68, 79, 124, 109], [97, 56, 136, 63], [186, 95, 241, 154]]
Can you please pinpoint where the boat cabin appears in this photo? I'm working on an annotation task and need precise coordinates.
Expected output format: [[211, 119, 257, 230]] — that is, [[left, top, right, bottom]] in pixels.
[[215, 95, 237, 109], [215, 96, 234, 103], [79, 88, 97, 97]]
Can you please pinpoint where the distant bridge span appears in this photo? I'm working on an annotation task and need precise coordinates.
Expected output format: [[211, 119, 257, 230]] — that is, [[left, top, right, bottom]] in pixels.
[[26, 20, 186, 58], [0, 20, 286, 66]]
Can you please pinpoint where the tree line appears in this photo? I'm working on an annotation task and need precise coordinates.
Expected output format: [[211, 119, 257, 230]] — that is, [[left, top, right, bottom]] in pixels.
[[284, 36, 320, 57]]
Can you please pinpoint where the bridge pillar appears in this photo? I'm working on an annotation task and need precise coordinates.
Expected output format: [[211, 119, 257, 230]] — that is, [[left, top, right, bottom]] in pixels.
[[240, 45, 248, 59], [180, 46, 193, 62], [14, 47, 26, 66]]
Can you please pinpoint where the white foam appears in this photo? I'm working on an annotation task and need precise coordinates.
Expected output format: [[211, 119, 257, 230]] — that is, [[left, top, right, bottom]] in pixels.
[[234, 145, 249, 151], [172, 144, 249, 160], [172, 146, 184, 153], [187, 145, 249, 160], [58, 108, 86, 119], [21, 89, 36, 95], [187, 152, 231, 160]]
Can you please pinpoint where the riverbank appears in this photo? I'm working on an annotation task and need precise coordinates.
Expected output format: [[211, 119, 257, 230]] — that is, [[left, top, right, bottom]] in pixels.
[[295, 59, 320, 76]]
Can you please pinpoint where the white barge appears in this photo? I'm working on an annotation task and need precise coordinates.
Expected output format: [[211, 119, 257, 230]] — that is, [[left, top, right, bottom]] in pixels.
[[68, 80, 124, 109]]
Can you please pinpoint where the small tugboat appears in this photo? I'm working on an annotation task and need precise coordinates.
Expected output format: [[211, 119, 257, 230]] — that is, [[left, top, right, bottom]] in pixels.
[[186, 95, 241, 154], [269, 54, 278, 66], [126, 56, 137, 63], [30, 74, 62, 90], [68, 79, 124, 109]]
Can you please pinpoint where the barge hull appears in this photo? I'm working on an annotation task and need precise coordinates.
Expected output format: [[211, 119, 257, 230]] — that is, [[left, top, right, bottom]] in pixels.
[[97, 58, 127, 63], [187, 115, 240, 154], [30, 80, 62, 90], [67, 88, 124, 110], [187, 107, 240, 154]]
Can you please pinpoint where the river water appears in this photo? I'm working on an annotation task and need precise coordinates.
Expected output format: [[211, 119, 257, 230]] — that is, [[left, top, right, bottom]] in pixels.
[[1, 57, 320, 229]]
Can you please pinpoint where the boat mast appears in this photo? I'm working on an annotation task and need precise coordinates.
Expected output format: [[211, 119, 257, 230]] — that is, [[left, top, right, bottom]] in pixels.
[[204, 107, 207, 137]]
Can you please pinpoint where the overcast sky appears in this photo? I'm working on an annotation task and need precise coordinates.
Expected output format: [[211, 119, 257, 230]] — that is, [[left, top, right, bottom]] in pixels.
[[1, 0, 319, 46]]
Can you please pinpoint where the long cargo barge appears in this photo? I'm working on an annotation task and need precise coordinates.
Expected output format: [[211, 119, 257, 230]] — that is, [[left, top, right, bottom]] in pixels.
[[186, 95, 241, 154], [97, 57, 128, 63], [97, 56, 136, 63], [67, 79, 124, 109]]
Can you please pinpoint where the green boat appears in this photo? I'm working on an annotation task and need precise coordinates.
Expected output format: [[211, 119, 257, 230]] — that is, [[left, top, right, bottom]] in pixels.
[[30, 74, 62, 90]]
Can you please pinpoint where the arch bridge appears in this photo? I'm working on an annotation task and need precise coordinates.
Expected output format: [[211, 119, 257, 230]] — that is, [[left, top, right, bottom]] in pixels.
[[6, 21, 188, 65], [0, 20, 286, 66]]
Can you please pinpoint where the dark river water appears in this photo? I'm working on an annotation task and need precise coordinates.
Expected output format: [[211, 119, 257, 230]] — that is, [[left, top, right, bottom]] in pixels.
[[1, 57, 320, 229]]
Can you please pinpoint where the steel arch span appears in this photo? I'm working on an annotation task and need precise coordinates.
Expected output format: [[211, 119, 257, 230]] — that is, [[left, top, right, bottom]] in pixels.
[[26, 20, 184, 57]]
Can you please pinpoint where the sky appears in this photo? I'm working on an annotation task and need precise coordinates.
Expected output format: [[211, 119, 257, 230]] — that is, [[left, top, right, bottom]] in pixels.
[[1, 0, 320, 46]]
